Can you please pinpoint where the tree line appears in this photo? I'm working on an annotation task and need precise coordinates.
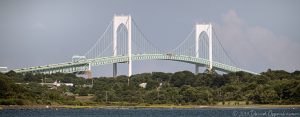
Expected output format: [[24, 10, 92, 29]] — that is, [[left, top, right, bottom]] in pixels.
[[0, 69, 299, 105]]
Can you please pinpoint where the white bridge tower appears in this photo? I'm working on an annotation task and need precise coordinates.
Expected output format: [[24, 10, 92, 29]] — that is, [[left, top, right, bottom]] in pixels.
[[195, 23, 213, 74], [113, 15, 132, 77]]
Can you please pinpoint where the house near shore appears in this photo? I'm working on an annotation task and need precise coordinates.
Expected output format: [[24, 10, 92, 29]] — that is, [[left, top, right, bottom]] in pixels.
[[40, 80, 73, 87]]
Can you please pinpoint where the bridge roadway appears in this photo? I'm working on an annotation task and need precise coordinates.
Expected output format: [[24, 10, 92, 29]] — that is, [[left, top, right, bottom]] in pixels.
[[13, 54, 258, 75]]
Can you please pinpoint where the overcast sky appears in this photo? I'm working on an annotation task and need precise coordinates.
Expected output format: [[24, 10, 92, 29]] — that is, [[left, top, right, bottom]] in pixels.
[[0, 0, 299, 76]]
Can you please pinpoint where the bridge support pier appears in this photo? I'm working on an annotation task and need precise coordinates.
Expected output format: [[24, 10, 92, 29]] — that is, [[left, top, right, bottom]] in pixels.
[[195, 64, 199, 75], [86, 63, 92, 78], [113, 63, 117, 77], [85, 70, 92, 79]]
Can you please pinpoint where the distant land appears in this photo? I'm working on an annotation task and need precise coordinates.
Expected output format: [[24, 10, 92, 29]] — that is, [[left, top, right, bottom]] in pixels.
[[0, 69, 299, 109]]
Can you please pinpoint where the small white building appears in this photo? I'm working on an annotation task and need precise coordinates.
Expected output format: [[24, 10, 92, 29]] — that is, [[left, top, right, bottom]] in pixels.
[[139, 83, 147, 88], [41, 80, 74, 87], [52, 80, 74, 87]]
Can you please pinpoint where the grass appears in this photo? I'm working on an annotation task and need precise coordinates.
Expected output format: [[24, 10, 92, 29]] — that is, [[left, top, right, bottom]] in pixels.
[[52, 103, 300, 109], [1, 101, 300, 109], [75, 96, 94, 102], [215, 101, 253, 106]]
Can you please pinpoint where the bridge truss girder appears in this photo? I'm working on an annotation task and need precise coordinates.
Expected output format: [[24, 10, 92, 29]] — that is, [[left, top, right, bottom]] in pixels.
[[13, 54, 258, 75]]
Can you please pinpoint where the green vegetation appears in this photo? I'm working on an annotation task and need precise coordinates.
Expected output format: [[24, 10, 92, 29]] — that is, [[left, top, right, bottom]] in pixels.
[[0, 69, 299, 106]]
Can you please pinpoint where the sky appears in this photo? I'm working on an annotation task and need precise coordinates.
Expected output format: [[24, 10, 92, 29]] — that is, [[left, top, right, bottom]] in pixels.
[[0, 0, 299, 76]]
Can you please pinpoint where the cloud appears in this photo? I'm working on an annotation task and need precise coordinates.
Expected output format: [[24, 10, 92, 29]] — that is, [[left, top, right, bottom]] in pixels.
[[214, 10, 300, 72]]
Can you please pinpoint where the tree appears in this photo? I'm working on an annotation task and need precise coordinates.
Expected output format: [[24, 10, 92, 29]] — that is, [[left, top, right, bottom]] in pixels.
[[248, 85, 278, 104], [152, 72, 170, 82], [180, 85, 198, 103], [146, 80, 159, 90], [164, 87, 181, 104], [170, 71, 194, 87], [221, 84, 240, 101], [79, 87, 89, 96]]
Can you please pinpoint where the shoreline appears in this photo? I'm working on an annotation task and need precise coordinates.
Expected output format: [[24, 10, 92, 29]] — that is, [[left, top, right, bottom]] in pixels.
[[1, 104, 300, 110]]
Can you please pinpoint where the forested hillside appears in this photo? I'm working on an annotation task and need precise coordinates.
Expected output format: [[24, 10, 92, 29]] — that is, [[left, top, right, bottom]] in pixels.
[[0, 69, 299, 105]]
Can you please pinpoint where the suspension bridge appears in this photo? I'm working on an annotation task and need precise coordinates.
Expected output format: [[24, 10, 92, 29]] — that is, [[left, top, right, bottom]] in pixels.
[[12, 15, 258, 77]]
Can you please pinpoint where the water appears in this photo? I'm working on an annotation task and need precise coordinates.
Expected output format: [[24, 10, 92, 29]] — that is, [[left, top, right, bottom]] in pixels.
[[0, 108, 299, 117]]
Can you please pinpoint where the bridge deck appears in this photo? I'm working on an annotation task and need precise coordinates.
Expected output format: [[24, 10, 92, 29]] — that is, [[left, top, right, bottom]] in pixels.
[[13, 54, 258, 75]]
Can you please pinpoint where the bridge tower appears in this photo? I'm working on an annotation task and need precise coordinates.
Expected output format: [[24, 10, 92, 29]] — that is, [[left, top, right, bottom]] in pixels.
[[113, 15, 132, 77], [195, 23, 212, 74]]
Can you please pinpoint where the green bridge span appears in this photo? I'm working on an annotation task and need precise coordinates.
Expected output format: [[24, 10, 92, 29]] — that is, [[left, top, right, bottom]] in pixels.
[[13, 54, 258, 75]]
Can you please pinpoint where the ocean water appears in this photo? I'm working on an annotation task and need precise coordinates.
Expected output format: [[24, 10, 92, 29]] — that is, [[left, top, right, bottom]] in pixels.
[[0, 108, 299, 117]]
